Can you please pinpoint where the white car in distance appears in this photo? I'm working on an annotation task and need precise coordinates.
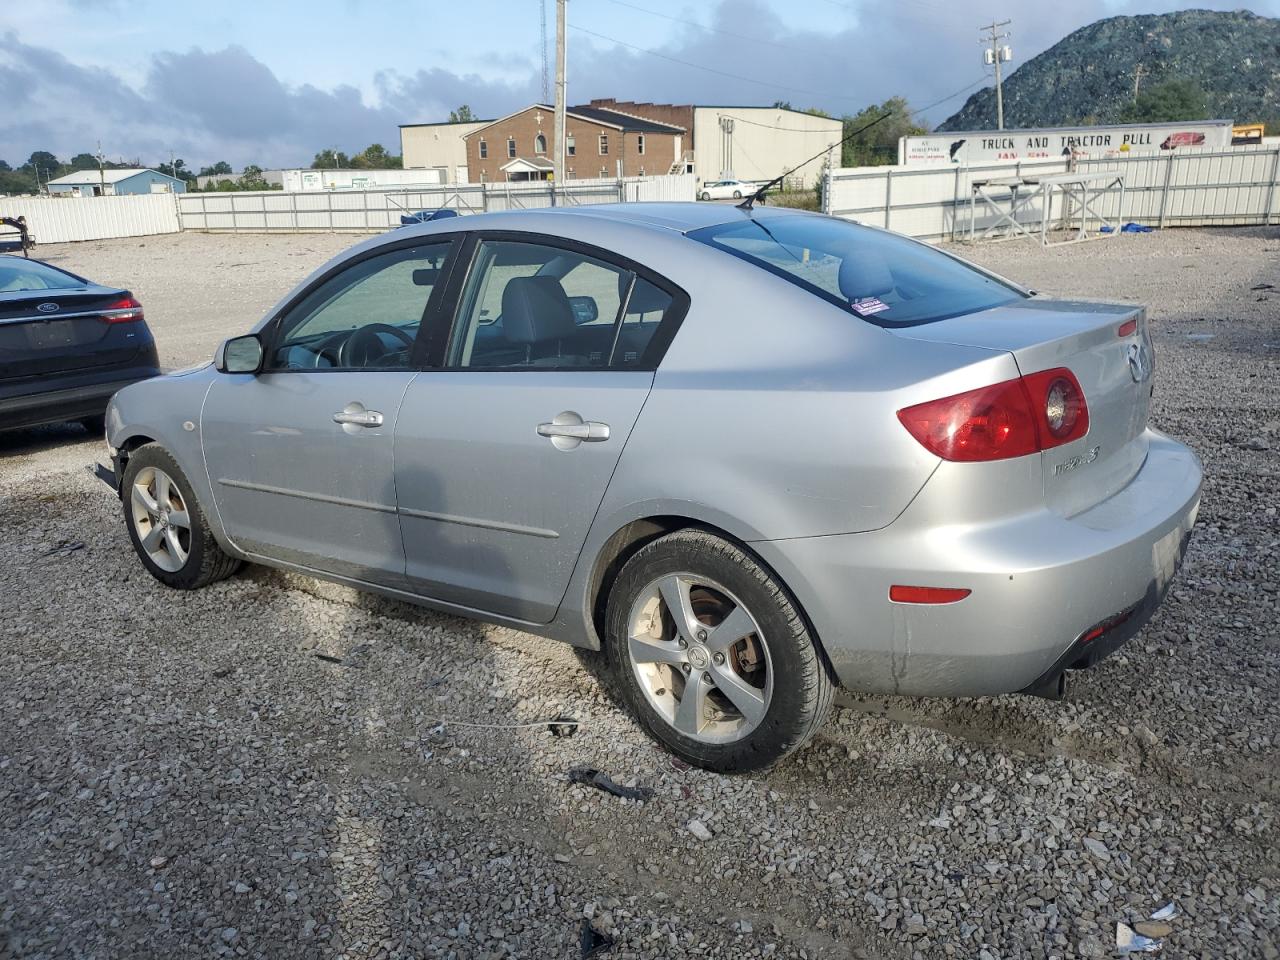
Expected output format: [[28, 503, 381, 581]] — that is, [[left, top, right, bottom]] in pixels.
[[699, 179, 755, 201]]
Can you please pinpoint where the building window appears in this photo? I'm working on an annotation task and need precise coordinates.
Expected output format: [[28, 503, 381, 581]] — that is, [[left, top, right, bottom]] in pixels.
[[535, 133, 547, 154], [478, 139, 488, 159], [507, 138, 516, 158], [566, 168, 575, 180], [479, 170, 488, 182], [638, 167, 645, 177], [637, 134, 645, 155], [567, 135, 575, 157], [600, 167, 608, 178], [599, 134, 609, 156]]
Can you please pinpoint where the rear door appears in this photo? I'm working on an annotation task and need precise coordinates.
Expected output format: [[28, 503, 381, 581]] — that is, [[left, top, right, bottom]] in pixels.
[[201, 238, 457, 585], [394, 233, 686, 622]]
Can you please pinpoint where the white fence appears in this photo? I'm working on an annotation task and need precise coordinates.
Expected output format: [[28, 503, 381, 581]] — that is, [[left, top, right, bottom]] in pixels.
[[824, 144, 1280, 241], [175, 174, 697, 233], [0, 193, 181, 244], [1, 174, 696, 245]]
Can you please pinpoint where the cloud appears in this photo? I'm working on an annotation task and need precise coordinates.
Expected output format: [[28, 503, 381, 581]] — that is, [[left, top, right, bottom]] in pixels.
[[2, 0, 1275, 170]]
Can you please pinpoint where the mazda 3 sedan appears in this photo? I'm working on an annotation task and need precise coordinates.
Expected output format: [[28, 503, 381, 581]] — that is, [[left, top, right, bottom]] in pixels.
[[1, 255, 159, 434], [103, 203, 1201, 771]]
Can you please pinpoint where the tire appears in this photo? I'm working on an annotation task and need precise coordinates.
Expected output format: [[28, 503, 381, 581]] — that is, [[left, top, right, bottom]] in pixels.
[[121, 443, 241, 590], [79, 414, 106, 436], [733, 190, 742, 199], [605, 529, 834, 772], [700, 192, 711, 201]]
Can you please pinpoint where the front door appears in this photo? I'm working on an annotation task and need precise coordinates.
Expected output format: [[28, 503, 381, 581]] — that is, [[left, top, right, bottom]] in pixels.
[[201, 238, 455, 585], [395, 236, 681, 622]]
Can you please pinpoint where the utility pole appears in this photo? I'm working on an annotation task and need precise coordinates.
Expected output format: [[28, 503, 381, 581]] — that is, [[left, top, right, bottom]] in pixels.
[[979, 20, 1013, 130], [96, 140, 106, 197], [1132, 64, 1148, 103], [540, 0, 551, 104], [552, 0, 567, 185]]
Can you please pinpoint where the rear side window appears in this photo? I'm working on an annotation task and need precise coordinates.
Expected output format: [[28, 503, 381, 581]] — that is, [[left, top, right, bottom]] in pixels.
[[689, 215, 1025, 326], [0, 259, 86, 293]]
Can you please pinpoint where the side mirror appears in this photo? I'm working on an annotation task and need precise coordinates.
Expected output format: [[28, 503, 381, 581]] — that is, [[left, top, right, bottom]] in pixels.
[[569, 295, 599, 324], [216, 334, 264, 374]]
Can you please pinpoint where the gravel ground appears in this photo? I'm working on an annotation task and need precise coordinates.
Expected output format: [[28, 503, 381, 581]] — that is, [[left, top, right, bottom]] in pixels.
[[1, 226, 1277, 960]]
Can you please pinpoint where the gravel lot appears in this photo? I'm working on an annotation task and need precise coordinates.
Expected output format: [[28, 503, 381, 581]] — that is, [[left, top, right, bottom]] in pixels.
[[2, 226, 1277, 959]]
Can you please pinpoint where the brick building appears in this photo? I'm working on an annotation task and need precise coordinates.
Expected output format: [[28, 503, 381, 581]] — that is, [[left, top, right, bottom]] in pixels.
[[462, 104, 686, 182]]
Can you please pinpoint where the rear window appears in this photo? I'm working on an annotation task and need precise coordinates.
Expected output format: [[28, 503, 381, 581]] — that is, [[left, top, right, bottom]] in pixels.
[[689, 214, 1025, 326], [0, 259, 86, 293]]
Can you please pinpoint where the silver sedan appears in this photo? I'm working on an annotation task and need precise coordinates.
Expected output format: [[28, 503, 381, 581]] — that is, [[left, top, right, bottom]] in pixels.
[[104, 203, 1202, 771]]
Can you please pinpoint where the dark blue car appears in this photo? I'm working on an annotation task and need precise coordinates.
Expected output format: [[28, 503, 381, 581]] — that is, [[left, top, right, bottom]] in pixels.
[[398, 209, 460, 226], [0, 256, 160, 433]]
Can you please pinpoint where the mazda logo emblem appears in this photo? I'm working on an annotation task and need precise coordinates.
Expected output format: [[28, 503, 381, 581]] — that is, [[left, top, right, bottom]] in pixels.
[[1127, 341, 1151, 383], [36, 302, 60, 314]]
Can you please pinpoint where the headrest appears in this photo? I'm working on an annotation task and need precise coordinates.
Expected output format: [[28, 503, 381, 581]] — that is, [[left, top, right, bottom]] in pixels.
[[838, 251, 895, 300], [502, 276, 576, 344]]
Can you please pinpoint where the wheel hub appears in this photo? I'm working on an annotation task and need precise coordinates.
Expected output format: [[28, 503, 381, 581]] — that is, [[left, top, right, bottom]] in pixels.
[[686, 644, 710, 670]]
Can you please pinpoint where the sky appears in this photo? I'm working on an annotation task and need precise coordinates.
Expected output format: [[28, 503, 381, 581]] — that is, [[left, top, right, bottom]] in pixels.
[[3, 0, 1277, 171]]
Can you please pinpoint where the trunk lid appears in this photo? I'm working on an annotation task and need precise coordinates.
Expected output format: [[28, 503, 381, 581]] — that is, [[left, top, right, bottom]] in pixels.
[[0, 288, 143, 380], [891, 298, 1154, 517]]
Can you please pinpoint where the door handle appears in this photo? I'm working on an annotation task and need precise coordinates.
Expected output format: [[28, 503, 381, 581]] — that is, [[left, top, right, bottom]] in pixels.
[[537, 411, 609, 450], [333, 404, 384, 427]]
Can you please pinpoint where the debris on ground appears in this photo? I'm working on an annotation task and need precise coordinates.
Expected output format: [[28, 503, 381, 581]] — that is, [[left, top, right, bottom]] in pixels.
[[567, 767, 654, 802], [38, 540, 85, 560], [579, 918, 614, 957], [1150, 903, 1179, 922], [548, 714, 579, 737], [1116, 921, 1163, 953]]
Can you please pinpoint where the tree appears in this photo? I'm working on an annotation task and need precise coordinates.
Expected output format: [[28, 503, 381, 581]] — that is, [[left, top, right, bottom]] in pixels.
[[449, 105, 476, 123], [349, 143, 402, 169], [0, 169, 38, 194], [198, 161, 233, 177], [311, 148, 350, 169], [238, 165, 270, 190], [1118, 80, 1209, 123], [840, 97, 927, 167], [0, 160, 11, 172], [68, 153, 99, 172], [22, 151, 61, 175]]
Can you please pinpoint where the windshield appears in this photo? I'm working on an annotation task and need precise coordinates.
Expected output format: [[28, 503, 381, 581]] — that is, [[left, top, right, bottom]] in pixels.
[[0, 259, 87, 294], [689, 214, 1026, 326]]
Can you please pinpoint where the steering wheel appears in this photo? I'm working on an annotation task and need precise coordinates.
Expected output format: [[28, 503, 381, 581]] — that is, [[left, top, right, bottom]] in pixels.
[[338, 323, 415, 368]]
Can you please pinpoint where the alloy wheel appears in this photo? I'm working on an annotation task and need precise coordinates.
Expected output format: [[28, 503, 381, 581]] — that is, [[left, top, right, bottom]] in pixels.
[[626, 573, 773, 744], [130, 466, 191, 573]]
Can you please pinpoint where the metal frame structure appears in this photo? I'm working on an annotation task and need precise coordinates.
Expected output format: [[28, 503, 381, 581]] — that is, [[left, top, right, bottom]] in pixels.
[[964, 170, 1125, 247]]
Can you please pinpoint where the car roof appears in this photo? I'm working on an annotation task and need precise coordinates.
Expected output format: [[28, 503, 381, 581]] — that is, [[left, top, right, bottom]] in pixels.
[[446, 201, 808, 236]]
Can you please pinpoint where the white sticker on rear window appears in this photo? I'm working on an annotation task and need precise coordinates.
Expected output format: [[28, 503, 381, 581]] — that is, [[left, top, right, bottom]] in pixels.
[[851, 297, 889, 316]]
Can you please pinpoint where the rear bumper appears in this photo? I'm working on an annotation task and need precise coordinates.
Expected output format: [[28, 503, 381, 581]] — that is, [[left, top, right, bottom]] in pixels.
[[0, 362, 161, 432], [754, 429, 1203, 697]]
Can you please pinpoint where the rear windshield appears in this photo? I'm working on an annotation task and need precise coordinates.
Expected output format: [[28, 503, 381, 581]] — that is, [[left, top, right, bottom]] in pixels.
[[0, 259, 86, 294], [689, 215, 1025, 326]]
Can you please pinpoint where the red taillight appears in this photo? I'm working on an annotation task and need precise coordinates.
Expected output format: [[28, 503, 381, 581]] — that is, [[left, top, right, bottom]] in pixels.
[[1117, 318, 1137, 338], [896, 377, 1039, 462], [1024, 368, 1089, 445], [889, 585, 972, 604], [897, 367, 1089, 462], [101, 296, 143, 324]]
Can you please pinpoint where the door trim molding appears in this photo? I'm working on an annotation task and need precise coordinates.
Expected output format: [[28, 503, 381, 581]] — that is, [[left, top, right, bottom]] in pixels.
[[399, 505, 559, 539], [216, 477, 397, 514], [216, 476, 558, 538]]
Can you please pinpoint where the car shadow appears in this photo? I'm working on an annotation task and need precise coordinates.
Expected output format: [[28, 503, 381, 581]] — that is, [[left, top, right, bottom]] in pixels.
[[0, 420, 99, 458]]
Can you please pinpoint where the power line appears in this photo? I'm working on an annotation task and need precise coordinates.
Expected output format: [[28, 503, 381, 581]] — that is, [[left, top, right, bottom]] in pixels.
[[599, 0, 808, 55]]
